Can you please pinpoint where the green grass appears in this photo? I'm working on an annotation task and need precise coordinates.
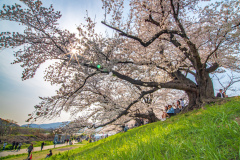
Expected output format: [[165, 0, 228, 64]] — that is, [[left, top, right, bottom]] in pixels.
[[47, 97, 240, 160]]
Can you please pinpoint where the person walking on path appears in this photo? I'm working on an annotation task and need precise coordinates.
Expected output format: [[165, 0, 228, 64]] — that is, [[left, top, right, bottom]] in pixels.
[[27, 143, 34, 158], [11, 141, 15, 151], [26, 153, 32, 160], [17, 142, 22, 151], [15, 142, 19, 150], [53, 141, 56, 148], [2, 142, 7, 151], [0, 141, 77, 158], [41, 142, 45, 151]]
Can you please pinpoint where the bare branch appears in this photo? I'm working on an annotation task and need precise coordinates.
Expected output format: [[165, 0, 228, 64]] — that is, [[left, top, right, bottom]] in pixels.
[[95, 87, 158, 128], [101, 21, 184, 47]]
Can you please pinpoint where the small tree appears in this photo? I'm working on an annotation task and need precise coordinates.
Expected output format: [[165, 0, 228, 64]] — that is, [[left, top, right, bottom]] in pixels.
[[0, 118, 19, 136]]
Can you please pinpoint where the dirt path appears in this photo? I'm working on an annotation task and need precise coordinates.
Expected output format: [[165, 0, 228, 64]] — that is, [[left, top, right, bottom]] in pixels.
[[0, 141, 78, 158]]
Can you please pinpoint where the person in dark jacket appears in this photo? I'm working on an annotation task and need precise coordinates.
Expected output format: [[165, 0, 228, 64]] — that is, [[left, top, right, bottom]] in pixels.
[[27, 143, 34, 158], [216, 89, 225, 98], [12, 141, 15, 151], [15, 142, 19, 150], [41, 142, 44, 151], [17, 142, 22, 151], [45, 150, 52, 158]]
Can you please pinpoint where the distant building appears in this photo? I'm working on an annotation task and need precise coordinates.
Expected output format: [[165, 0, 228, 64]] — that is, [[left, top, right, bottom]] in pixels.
[[54, 134, 70, 143]]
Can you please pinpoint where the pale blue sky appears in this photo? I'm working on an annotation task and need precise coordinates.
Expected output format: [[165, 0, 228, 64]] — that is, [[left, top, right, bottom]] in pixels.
[[0, 0, 239, 125], [0, 0, 105, 125]]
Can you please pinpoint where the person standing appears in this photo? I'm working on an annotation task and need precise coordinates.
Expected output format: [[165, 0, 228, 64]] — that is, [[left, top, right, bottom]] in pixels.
[[41, 142, 44, 151], [2, 142, 7, 151], [11, 141, 15, 151], [27, 143, 34, 158], [53, 140, 56, 148], [216, 89, 225, 98], [15, 142, 19, 150], [17, 142, 22, 151]]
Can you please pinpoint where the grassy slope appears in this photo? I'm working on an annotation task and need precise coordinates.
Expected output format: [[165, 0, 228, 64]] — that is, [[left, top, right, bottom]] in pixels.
[[49, 97, 240, 160]]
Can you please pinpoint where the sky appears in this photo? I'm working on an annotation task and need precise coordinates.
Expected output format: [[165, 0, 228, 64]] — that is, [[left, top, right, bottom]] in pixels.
[[0, 0, 239, 126], [0, 0, 106, 125]]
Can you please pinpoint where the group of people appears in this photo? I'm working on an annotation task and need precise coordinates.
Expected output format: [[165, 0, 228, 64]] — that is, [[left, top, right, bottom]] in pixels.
[[1, 141, 22, 151], [1, 141, 52, 160], [160, 89, 227, 121], [161, 99, 185, 121], [7, 141, 22, 151]]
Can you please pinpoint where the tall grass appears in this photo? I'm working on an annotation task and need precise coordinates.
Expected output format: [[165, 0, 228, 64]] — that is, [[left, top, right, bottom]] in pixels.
[[49, 97, 240, 160]]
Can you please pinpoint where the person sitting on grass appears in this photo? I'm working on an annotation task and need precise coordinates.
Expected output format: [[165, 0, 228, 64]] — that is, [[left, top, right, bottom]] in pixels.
[[216, 89, 225, 98], [45, 150, 52, 158], [180, 99, 185, 108], [161, 110, 169, 121], [124, 125, 129, 132], [174, 100, 182, 114], [164, 106, 168, 112], [167, 105, 175, 117]]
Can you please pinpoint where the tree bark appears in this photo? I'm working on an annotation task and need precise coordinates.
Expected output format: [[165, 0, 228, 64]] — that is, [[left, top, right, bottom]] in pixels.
[[184, 71, 215, 110], [131, 108, 160, 123]]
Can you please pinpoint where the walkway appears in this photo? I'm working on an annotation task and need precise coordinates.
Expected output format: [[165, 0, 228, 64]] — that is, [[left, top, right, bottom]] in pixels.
[[0, 141, 77, 158]]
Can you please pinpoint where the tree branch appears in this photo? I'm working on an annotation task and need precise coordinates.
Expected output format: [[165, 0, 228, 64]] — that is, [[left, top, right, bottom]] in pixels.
[[206, 63, 219, 73], [101, 21, 184, 47], [95, 87, 158, 128], [59, 72, 98, 109]]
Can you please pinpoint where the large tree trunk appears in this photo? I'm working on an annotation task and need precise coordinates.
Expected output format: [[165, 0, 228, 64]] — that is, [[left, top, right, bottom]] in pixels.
[[185, 71, 215, 110]]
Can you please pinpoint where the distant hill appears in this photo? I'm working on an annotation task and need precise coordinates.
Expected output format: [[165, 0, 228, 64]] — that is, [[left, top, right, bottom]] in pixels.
[[0, 118, 20, 127], [21, 121, 70, 129]]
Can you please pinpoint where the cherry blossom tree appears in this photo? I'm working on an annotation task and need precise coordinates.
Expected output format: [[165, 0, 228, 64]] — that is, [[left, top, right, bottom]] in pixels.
[[0, 0, 239, 128]]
